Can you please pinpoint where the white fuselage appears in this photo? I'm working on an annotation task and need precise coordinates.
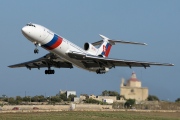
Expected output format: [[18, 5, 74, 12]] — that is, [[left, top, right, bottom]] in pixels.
[[22, 23, 99, 72]]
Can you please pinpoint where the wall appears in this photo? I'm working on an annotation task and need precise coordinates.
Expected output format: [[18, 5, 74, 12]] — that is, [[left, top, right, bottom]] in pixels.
[[1, 104, 112, 111], [120, 87, 148, 102]]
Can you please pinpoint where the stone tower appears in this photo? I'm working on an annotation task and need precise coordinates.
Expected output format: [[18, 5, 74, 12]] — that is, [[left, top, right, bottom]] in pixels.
[[120, 72, 148, 103]]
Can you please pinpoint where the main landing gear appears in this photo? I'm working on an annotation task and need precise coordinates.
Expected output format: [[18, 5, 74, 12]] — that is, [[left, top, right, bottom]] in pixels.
[[44, 65, 55, 75], [96, 69, 106, 74]]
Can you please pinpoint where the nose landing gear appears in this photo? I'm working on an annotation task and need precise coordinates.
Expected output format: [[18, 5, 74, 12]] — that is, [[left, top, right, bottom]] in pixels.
[[34, 48, 39, 54], [34, 42, 41, 54]]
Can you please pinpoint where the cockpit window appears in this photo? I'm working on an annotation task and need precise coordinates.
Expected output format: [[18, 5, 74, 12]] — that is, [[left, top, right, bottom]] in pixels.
[[26, 23, 36, 27]]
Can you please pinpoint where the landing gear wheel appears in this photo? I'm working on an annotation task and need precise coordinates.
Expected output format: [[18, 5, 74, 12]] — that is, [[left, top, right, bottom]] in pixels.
[[96, 69, 105, 74], [96, 69, 100, 74], [34, 48, 39, 54], [45, 70, 48, 74], [52, 70, 55, 74], [45, 70, 55, 74]]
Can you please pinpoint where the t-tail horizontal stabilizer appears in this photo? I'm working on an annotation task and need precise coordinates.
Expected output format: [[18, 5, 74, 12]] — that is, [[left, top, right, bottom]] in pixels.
[[92, 34, 147, 46]]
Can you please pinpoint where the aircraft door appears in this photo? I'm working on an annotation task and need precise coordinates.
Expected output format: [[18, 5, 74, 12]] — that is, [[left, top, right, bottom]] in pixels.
[[39, 28, 49, 42]]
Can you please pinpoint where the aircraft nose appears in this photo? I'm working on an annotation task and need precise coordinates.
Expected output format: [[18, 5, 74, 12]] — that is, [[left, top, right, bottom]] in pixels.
[[21, 26, 29, 36]]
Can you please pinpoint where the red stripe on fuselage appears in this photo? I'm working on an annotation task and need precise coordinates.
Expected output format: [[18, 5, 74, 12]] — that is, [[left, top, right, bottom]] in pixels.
[[105, 45, 112, 57], [47, 37, 63, 50]]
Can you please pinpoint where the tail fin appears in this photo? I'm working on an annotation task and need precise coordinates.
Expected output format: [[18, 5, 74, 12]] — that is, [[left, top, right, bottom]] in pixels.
[[97, 35, 112, 57], [95, 34, 147, 57]]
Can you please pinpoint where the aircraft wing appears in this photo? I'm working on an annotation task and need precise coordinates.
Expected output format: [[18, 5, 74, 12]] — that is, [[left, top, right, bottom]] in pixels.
[[8, 53, 73, 69], [67, 51, 174, 68]]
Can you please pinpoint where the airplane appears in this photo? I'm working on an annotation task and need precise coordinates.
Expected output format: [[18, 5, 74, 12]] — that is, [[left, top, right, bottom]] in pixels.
[[8, 23, 174, 74]]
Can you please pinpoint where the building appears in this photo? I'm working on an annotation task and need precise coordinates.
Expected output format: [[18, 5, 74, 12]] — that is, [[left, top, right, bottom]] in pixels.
[[74, 97, 80, 103], [89, 94, 116, 103], [120, 72, 148, 103], [96, 96, 117, 102], [67, 91, 76, 98]]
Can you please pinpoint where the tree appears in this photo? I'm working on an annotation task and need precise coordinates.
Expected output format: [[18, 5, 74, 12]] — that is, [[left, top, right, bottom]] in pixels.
[[68, 94, 77, 101], [108, 91, 119, 96], [101, 90, 119, 96], [147, 95, 159, 101], [124, 99, 135, 108], [101, 90, 120, 100], [51, 96, 61, 102], [31, 95, 46, 102], [85, 98, 101, 104], [16, 96, 22, 104], [175, 98, 180, 102], [16, 96, 22, 101], [23, 96, 31, 102], [38, 95, 46, 102], [102, 90, 109, 96], [8, 97, 16, 105], [31, 96, 39, 102], [60, 93, 67, 101]]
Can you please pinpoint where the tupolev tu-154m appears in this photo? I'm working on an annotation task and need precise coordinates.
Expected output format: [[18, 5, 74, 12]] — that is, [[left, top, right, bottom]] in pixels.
[[8, 23, 174, 74]]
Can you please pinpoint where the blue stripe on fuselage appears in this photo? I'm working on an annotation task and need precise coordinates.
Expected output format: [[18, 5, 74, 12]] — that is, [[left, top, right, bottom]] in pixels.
[[42, 34, 59, 48]]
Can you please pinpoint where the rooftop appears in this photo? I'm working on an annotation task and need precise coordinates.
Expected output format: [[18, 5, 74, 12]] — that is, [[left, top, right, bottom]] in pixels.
[[128, 72, 140, 82]]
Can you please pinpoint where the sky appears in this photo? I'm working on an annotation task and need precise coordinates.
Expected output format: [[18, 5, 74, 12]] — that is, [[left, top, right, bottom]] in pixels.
[[0, 0, 179, 101]]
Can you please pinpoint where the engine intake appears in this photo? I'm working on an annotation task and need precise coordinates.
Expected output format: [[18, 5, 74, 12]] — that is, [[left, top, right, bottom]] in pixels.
[[84, 42, 97, 55], [84, 43, 90, 51]]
